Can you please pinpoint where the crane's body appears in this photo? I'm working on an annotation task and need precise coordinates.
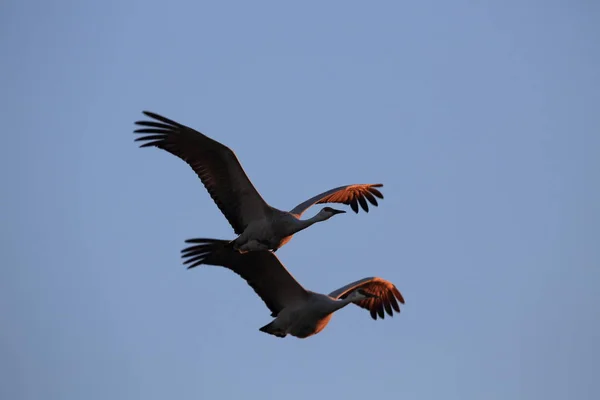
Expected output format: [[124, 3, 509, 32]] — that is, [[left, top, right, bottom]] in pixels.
[[231, 208, 344, 252], [259, 291, 358, 339]]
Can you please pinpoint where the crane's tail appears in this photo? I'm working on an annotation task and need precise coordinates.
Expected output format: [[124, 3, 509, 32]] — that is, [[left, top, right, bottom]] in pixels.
[[180, 238, 233, 269], [259, 321, 287, 338]]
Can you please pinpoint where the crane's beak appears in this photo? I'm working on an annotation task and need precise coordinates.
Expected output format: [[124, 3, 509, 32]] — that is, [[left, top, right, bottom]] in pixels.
[[330, 209, 346, 215]]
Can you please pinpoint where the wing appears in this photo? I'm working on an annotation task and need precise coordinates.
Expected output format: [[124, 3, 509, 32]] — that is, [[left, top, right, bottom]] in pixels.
[[289, 184, 384, 217], [181, 238, 309, 316], [329, 277, 405, 320], [134, 111, 271, 235]]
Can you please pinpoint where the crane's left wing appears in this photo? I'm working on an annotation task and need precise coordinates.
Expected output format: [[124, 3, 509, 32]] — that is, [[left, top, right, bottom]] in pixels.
[[289, 184, 384, 217], [181, 238, 309, 317], [329, 277, 405, 320]]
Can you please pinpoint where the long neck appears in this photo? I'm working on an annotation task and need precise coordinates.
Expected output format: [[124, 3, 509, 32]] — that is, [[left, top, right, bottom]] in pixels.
[[325, 296, 355, 314], [288, 213, 328, 235]]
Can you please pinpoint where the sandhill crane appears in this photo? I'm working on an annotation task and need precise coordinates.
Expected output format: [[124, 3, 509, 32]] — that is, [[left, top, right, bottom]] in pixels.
[[180, 238, 405, 339], [134, 111, 384, 253]]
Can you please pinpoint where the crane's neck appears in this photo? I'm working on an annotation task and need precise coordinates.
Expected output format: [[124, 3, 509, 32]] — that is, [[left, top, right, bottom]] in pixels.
[[325, 296, 356, 314], [289, 212, 329, 235]]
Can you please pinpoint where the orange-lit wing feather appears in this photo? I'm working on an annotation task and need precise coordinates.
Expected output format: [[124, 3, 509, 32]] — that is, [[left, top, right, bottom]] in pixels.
[[328, 277, 405, 320], [289, 184, 384, 217]]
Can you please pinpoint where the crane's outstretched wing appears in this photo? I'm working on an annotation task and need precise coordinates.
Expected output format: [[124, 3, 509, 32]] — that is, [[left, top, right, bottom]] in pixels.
[[328, 277, 405, 320], [289, 184, 384, 217], [181, 238, 309, 317], [134, 111, 270, 234]]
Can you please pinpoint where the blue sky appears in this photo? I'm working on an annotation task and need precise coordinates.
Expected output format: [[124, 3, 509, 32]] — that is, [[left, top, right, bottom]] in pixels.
[[1, 1, 599, 399]]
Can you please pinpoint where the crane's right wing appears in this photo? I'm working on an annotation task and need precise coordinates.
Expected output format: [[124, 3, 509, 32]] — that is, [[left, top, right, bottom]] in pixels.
[[181, 238, 309, 317], [329, 277, 405, 320], [134, 111, 271, 235], [289, 184, 384, 217]]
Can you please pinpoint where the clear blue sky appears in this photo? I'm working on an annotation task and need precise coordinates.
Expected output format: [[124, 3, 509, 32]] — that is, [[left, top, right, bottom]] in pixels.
[[1, 1, 598, 399]]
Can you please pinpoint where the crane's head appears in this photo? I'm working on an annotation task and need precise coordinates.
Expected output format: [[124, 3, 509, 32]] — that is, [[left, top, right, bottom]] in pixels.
[[319, 206, 346, 219], [350, 288, 379, 302]]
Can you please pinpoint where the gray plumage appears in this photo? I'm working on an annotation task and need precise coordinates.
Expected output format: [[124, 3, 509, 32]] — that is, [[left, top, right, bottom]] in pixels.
[[134, 111, 384, 253], [181, 238, 405, 339]]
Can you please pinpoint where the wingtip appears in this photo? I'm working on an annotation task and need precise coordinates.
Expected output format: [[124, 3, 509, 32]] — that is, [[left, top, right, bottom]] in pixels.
[[184, 238, 212, 244], [186, 261, 204, 269], [393, 287, 405, 304], [368, 186, 384, 200], [184, 238, 226, 244]]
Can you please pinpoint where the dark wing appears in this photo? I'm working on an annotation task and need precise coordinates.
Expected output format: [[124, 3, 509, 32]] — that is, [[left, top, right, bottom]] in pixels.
[[289, 184, 384, 217], [328, 277, 405, 320], [134, 111, 270, 234], [181, 238, 309, 316]]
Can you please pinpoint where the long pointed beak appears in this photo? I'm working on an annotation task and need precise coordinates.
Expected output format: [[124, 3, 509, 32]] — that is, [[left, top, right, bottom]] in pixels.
[[331, 209, 346, 215]]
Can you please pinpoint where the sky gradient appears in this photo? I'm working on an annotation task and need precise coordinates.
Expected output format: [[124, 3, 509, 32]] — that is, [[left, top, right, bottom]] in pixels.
[[1, 1, 599, 399]]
